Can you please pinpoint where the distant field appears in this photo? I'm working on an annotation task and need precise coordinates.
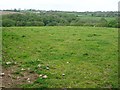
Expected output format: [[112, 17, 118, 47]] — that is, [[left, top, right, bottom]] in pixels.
[[78, 16, 116, 22], [2, 26, 118, 88], [67, 12, 117, 21], [0, 11, 21, 15]]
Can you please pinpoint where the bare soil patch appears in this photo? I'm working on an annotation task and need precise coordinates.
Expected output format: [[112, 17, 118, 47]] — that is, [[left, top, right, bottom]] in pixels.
[[2, 65, 39, 88]]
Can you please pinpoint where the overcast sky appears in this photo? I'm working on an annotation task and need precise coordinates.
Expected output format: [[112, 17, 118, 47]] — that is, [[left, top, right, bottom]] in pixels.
[[0, 0, 119, 11]]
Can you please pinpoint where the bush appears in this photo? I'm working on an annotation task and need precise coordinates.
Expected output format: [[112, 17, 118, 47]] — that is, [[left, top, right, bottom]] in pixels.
[[98, 18, 108, 27], [2, 19, 15, 27], [108, 20, 118, 28]]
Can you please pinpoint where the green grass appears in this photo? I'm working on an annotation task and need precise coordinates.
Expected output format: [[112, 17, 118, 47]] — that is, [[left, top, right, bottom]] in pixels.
[[2, 26, 118, 88], [78, 16, 116, 21]]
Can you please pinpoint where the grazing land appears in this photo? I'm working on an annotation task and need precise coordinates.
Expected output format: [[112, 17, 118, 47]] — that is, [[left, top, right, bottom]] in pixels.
[[2, 26, 118, 88]]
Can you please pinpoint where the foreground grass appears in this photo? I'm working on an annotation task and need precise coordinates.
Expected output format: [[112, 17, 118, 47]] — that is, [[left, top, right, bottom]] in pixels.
[[2, 26, 118, 88]]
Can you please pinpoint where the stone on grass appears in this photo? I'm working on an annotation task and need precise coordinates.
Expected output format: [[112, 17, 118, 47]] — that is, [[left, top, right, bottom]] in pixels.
[[62, 74, 65, 76], [6, 62, 11, 65], [46, 67, 49, 70], [38, 64, 41, 67], [21, 68, 25, 71], [42, 75, 47, 79], [39, 74, 43, 77], [67, 62, 69, 64]]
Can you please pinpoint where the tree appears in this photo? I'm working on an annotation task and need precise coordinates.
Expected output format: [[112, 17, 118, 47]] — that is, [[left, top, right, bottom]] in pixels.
[[98, 18, 108, 27], [108, 20, 118, 28]]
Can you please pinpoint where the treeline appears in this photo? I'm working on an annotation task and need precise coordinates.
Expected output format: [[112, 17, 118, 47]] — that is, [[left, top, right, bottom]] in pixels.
[[2, 10, 118, 28]]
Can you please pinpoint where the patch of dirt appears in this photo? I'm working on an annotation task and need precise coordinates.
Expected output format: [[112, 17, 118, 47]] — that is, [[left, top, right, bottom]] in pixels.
[[1, 65, 39, 88]]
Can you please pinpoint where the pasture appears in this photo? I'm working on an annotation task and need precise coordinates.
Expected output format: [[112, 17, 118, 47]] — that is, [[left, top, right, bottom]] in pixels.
[[2, 26, 118, 88]]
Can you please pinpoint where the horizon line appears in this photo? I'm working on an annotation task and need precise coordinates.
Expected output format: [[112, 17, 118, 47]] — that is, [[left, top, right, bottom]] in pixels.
[[0, 9, 118, 12]]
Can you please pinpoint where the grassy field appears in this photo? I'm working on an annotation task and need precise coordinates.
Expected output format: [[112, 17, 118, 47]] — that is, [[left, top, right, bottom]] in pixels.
[[78, 16, 116, 22], [2, 26, 118, 88]]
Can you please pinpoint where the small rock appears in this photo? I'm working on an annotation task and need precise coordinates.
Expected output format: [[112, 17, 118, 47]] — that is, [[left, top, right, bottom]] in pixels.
[[38, 64, 41, 68], [39, 74, 43, 77], [67, 62, 69, 64], [27, 78, 30, 81], [0, 73, 5, 76], [21, 68, 25, 71], [6, 62, 11, 65], [42, 75, 47, 79], [62, 74, 65, 76], [46, 67, 49, 70]]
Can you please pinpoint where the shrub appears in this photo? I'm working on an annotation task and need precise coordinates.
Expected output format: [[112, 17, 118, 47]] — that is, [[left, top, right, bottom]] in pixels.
[[2, 19, 15, 27]]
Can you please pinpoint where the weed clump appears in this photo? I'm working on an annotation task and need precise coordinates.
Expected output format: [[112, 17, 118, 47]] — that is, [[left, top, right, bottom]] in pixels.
[[22, 35, 26, 37], [83, 53, 89, 56]]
